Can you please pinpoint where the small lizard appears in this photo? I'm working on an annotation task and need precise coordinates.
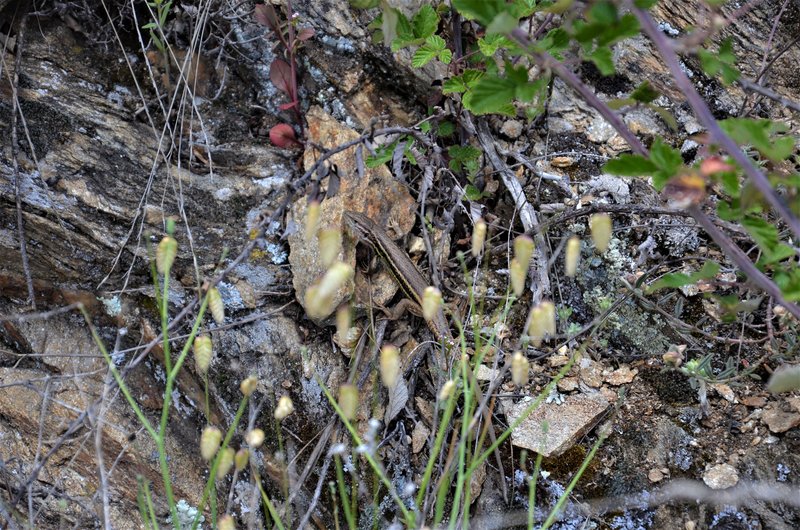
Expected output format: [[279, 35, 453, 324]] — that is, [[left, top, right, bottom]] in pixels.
[[342, 211, 453, 370]]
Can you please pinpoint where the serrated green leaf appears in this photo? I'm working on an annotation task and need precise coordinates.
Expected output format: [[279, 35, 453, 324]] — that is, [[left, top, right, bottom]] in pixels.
[[775, 269, 800, 302], [419, 121, 432, 133], [464, 184, 484, 201], [603, 154, 658, 176], [443, 77, 468, 94], [412, 46, 438, 67], [646, 261, 720, 293], [426, 34, 446, 51], [631, 81, 659, 103], [452, 0, 506, 25], [742, 216, 794, 264], [650, 138, 682, 175], [719, 118, 793, 161], [438, 48, 452, 64], [467, 74, 518, 115], [478, 34, 512, 56], [486, 10, 519, 35], [437, 121, 455, 137], [516, 75, 548, 103], [588, 1, 618, 25], [534, 27, 570, 54], [588, 46, 615, 75], [449, 145, 482, 162], [412, 4, 439, 38]]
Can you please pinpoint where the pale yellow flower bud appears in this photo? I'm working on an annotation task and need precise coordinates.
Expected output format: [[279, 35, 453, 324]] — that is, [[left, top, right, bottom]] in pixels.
[[510, 258, 526, 297], [305, 262, 354, 320], [338, 384, 358, 421], [200, 426, 222, 461], [218, 514, 236, 530], [335, 305, 351, 343], [589, 214, 612, 253], [216, 447, 235, 480], [207, 287, 225, 324], [439, 379, 456, 401], [193, 335, 213, 376], [156, 236, 177, 275], [380, 345, 401, 389], [511, 351, 529, 387], [472, 219, 487, 257], [513, 235, 534, 270], [274, 395, 295, 421], [564, 236, 581, 277], [305, 200, 321, 242], [234, 448, 249, 471], [422, 286, 443, 321], [245, 428, 265, 448], [318, 228, 342, 268], [528, 301, 556, 347], [240, 376, 258, 397]]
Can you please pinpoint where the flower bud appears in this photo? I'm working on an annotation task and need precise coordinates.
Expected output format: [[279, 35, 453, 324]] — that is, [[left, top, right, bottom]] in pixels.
[[510, 258, 526, 297], [318, 228, 342, 268], [422, 286, 443, 321], [193, 334, 213, 376], [513, 235, 534, 270], [589, 214, 612, 253], [207, 287, 225, 324], [216, 447, 235, 480], [274, 395, 295, 421], [156, 236, 177, 275], [564, 236, 581, 277], [218, 514, 236, 530], [245, 428, 265, 448], [511, 351, 529, 387], [200, 426, 222, 461], [528, 301, 556, 347], [439, 379, 456, 401], [338, 384, 358, 421], [305, 200, 321, 242], [471, 219, 487, 257], [240, 376, 258, 397], [305, 262, 354, 320], [380, 345, 401, 389], [335, 305, 351, 342], [234, 448, 249, 471]]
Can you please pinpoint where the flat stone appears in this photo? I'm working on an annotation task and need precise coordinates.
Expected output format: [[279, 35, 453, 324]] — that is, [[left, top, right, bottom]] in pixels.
[[604, 365, 638, 386], [762, 401, 800, 433], [503, 393, 609, 457], [703, 463, 739, 490], [580, 359, 604, 388], [411, 422, 430, 454], [288, 106, 416, 323]]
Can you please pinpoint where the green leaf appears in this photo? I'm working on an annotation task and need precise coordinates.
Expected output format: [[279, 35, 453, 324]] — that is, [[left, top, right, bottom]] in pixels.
[[719, 118, 794, 162], [451, 0, 506, 26], [698, 38, 740, 86], [587, 46, 614, 76], [633, 0, 658, 7], [650, 138, 682, 175], [646, 104, 679, 132], [466, 73, 518, 115], [646, 261, 720, 293], [534, 27, 569, 54], [478, 34, 512, 56], [438, 48, 453, 64], [631, 81, 659, 104], [775, 269, 800, 302], [588, 1, 618, 25], [412, 5, 439, 39], [486, 10, 519, 35], [412, 35, 447, 67], [449, 145, 482, 162], [443, 69, 484, 94], [741, 216, 795, 264], [464, 184, 484, 201], [603, 154, 658, 176], [437, 121, 455, 137]]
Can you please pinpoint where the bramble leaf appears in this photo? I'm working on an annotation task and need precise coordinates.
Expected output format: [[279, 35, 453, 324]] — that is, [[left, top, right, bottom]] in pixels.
[[412, 5, 439, 39], [603, 154, 658, 176], [646, 261, 720, 293]]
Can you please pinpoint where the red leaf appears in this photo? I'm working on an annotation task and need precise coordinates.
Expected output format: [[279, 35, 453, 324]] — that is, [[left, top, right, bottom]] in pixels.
[[269, 124, 300, 148], [279, 101, 298, 111], [297, 27, 315, 41], [270, 59, 293, 96], [254, 4, 280, 33]]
